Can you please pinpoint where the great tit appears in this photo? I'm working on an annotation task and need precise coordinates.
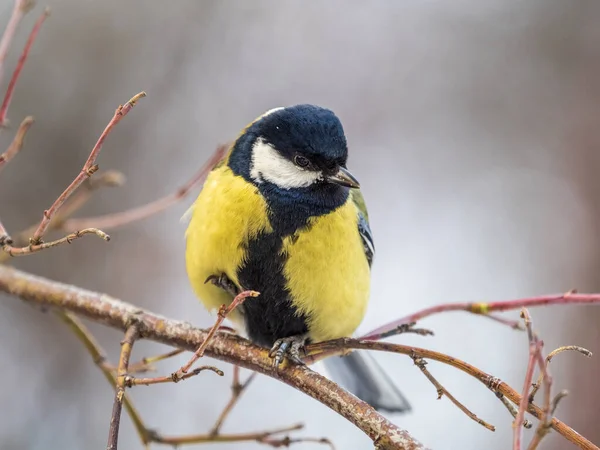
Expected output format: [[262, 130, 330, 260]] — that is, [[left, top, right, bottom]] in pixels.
[[185, 104, 410, 413]]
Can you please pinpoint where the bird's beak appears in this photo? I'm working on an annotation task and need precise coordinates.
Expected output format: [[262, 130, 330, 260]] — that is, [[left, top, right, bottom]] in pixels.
[[326, 167, 360, 189]]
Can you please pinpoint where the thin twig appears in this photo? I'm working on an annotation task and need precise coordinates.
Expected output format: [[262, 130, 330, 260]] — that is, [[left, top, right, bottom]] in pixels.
[[61, 143, 227, 232], [370, 321, 434, 340], [107, 323, 140, 450], [0, 0, 34, 94], [2, 228, 109, 256], [260, 434, 335, 449], [156, 424, 303, 446], [0, 115, 33, 171], [529, 345, 592, 402], [125, 365, 223, 387], [410, 353, 495, 431], [362, 290, 597, 340], [174, 289, 259, 380], [211, 367, 257, 435], [0, 7, 49, 127], [513, 308, 543, 450], [30, 91, 146, 244]]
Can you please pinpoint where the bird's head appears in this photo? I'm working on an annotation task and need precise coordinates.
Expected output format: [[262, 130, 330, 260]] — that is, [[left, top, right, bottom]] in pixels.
[[229, 104, 359, 190]]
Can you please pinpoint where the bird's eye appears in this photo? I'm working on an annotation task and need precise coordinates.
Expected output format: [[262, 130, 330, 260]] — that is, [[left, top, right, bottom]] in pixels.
[[294, 155, 310, 168]]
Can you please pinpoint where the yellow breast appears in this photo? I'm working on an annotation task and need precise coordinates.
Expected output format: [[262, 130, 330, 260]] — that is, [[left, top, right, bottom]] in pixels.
[[185, 165, 272, 324], [186, 165, 371, 342], [282, 200, 371, 342]]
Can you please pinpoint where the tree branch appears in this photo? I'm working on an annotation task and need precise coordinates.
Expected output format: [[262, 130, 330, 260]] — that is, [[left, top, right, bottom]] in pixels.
[[107, 323, 140, 450], [0, 115, 33, 171], [0, 264, 427, 450], [29, 91, 146, 244], [0, 0, 34, 102], [306, 339, 598, 450], [60, 143, 227, 232], [363, 290, 598, 340], [0, 7, 49, 127]]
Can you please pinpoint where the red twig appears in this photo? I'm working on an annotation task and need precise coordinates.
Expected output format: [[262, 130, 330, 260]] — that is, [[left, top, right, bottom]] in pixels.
[[174, 290, 259, 380], [0, 0, 34, 89], [362, 290, 598, 340], [0, 115, 33, 171], [513, 308, 543, 450], [60, 143, 227, 232], [29, 91, 146, 244], [0, 7, 49, 127]]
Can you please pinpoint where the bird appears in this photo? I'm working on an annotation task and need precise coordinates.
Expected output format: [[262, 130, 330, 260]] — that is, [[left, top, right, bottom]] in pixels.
[[184, 104, 410, 413]]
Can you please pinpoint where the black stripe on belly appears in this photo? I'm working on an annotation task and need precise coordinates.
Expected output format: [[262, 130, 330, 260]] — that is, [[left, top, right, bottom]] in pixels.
[[237, 231, 309, 348]]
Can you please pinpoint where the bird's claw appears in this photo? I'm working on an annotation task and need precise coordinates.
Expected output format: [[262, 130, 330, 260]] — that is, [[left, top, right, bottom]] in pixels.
[[205, 273, 240, 297], [269, 335, 307, 368]]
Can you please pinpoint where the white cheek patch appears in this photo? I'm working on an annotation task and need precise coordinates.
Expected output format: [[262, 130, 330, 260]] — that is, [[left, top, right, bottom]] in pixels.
[[250, 138, 322, 189]]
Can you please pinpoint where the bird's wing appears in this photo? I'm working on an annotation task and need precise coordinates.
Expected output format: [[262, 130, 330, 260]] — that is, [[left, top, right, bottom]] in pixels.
[[350, 189, 375, 267]]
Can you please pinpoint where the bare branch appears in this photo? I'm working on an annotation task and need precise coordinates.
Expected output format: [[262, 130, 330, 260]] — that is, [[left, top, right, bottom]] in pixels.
[[513, 308, 542, 450], [2, 227, 109, 256], [61, 143, 227, 232], [363, 290, 599, 340], [125, 365, 223, 387], [305, 338, 597, 450], [29, 91, 146, 244], [106, 323, 140, 450], [174, 289, 259, 380], [0, 0, 35, 94], [0, 115, 33, 171], [411, 353, 495, 431], [529, 345, 592, 402], [0, 265, 426, 450], [0, 7, 49, 127]]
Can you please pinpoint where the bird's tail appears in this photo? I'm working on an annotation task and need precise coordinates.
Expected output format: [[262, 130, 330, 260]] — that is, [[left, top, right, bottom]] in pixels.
[[322, 351, 411, 413]]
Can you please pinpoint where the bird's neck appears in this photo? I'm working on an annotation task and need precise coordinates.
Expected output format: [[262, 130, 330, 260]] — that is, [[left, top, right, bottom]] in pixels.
[[228, 134, 349, 235]]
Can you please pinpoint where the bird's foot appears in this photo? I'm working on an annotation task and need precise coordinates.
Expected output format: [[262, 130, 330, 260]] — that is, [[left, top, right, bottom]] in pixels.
[[205, 273, 240, 298], [269, 334, 308, 368]]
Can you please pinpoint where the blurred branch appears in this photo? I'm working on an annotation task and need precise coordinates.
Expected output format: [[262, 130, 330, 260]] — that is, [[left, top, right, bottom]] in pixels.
[[60, 143, 227, 232], [0, 265, 427, 450], [29, 91, 146, 244], [0, 0, 35, 89], [0, 6, 49, 127], [362, 289, 596, 339], [0, 115, 33, 172]]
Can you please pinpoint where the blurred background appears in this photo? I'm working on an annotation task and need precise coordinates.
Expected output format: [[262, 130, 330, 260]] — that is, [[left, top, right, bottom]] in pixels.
[[1, 1, 599, 449]]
